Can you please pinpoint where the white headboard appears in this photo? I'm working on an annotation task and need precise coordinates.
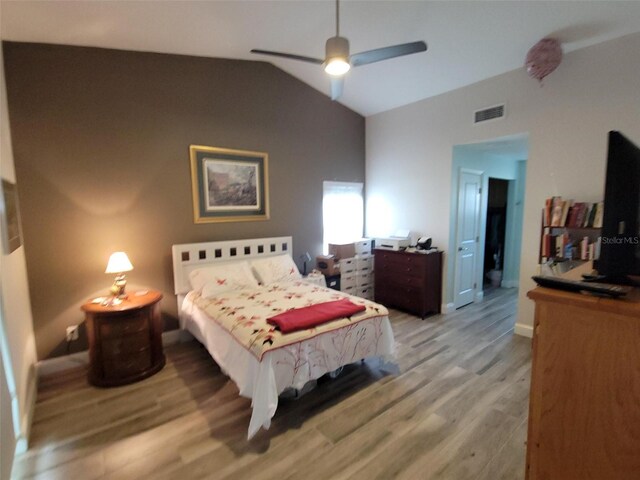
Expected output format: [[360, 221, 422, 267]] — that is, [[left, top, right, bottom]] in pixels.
[[171, 236, 293, 295]]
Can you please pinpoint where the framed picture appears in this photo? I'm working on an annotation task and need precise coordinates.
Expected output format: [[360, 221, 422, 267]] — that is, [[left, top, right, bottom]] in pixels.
[[190, 145, 269, 223], [1, 179, 23, 253]]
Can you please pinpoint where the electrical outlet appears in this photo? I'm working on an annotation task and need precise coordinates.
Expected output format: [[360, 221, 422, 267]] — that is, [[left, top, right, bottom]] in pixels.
[[66, 325, 79, 342]]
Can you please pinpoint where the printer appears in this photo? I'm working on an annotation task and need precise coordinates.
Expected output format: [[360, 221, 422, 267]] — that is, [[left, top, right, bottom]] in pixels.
[[375, 230, 411, 251]]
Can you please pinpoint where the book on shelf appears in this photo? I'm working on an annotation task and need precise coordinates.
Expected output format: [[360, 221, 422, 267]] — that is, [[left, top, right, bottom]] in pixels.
[[542, 197, 604, 228], [539, 196, 604, 263], [543, 198, 552, 226], [560, 200, 572, 228], [593, 202, 604, 228], [550, 197, 564, 227], [540, 233, 600, 263]]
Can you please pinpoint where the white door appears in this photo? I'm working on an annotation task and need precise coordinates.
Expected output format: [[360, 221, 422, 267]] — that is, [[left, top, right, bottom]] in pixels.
[[454, 169, 482, 309]]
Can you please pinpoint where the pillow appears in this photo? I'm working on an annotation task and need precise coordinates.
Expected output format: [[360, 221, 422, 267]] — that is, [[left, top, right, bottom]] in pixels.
[[189, 261, 259, 295], [250, 255, 302, 285]]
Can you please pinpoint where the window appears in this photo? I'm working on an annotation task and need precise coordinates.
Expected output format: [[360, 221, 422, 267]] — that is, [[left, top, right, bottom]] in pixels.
[[322, 181, 363, 253]]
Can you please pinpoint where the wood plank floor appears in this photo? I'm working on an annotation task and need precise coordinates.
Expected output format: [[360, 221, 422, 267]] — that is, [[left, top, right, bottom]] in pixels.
[[14, 288, 531, 480]]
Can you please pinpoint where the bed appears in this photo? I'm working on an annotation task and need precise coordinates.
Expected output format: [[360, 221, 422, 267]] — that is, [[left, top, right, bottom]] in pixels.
[[172, 236, 396, 439]]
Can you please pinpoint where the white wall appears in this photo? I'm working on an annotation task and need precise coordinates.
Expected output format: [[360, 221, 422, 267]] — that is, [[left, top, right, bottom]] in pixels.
[[0, 42, 38, 464], [366, 32, 640, 335]]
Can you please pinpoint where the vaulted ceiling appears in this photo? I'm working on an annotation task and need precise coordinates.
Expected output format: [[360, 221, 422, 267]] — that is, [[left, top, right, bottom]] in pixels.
[[2, 1, 640, 116]]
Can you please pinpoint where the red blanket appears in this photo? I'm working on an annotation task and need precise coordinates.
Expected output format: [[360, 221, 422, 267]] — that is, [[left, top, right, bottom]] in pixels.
[[267, 298, 366, 333]]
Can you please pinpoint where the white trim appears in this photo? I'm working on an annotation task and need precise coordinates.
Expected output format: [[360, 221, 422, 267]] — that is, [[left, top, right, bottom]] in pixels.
[[441, 303, 455, 314], [36, 351, 89, 377], [514, 322, 534, 338], [36, 330, 194, 378], [15, 366, 36, 454], [162, 328, 193, 345], [475, 291, 484, 301], [501, 280, 519, 289]]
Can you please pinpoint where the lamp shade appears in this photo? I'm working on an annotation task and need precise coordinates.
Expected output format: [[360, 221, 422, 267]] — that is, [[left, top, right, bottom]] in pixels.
[[105, 252, 134, 274]]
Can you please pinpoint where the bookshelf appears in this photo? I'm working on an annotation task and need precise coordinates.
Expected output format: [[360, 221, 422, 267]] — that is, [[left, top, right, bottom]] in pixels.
[[539, 197, 603, 264]]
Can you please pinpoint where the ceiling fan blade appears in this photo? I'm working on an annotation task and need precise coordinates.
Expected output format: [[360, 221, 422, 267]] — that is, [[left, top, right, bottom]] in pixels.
[[250, 49, 324, 65], [330, 76, 344, 101], [350, 41, 427, 67]]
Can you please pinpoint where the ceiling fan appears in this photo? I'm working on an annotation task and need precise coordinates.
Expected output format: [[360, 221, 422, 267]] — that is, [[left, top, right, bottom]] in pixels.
[[251, 0, 427, 101]]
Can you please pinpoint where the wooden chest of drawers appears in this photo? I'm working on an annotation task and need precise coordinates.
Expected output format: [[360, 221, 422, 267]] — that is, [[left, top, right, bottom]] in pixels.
[[82, 291, 165, 387], [373, 249, 442, 318]]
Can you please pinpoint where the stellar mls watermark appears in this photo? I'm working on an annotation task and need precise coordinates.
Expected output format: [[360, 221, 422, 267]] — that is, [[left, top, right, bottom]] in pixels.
[[601, 236, 640, 245]]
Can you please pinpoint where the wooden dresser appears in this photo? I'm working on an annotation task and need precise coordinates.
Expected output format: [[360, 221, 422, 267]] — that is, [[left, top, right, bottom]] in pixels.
[[373, 249, 442, 318], [82, 291, 165, 387], [526, 287, 640, 479]]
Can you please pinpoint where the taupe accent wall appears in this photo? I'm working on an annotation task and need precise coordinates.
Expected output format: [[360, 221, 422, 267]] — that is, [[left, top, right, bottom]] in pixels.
[[3, 42, 365, 360]]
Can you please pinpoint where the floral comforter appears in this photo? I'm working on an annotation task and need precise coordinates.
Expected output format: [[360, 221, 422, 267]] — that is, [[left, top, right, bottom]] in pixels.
[[192, 280, 389, 360]]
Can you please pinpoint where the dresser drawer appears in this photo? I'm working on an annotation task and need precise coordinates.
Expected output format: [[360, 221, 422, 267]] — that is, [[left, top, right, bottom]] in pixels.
[[386, 274, 426, 289], [375, 251, 427, 271], [102, 329, 151, 356], [356, 286, 373, 300], [341, 272, 357, 289], [356, 271, 373, 287], [99, 312, 148, 338], [354, 239, 373, 255], [375, 284, 424, 313], [103, 349, 152, 380], [339, 258, 357, 275], [377, 263, 426, 280]]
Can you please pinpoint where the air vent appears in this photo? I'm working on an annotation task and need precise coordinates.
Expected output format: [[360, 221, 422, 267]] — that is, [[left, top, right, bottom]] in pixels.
[[474, 104, 505, 124]]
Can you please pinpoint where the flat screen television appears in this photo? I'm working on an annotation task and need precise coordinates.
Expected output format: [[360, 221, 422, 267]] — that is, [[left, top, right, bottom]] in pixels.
[[593, 131, 640, 285]]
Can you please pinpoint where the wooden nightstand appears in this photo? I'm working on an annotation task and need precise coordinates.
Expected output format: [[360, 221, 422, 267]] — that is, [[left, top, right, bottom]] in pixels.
[[81, 290, 165, 387]]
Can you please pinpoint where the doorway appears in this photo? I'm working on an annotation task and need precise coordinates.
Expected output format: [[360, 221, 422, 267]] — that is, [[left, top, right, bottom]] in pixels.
[[447, 134, 528, 311], [484, 178, 509, 290]]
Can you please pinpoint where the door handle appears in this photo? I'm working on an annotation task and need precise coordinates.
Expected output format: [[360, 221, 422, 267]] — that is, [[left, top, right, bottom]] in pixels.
[[458, 247, 468, 252]]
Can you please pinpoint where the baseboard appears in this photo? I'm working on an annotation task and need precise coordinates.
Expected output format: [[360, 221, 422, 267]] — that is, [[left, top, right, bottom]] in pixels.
[[441, 303, 455, 314], [36, 350, 89, 377], [15, 364, 37, 454], [514, 322, 534, 338], [501, 280, 519, 288], [475, 291, 484, 301], [161, 328, 193, 345], [37, 329, 194, 378]]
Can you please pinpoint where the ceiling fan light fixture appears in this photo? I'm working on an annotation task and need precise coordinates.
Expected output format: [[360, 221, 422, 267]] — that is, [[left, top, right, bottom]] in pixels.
[[250, 1, 427, 101], [324, 35, 350, 76], [324, 58, 351, 76]]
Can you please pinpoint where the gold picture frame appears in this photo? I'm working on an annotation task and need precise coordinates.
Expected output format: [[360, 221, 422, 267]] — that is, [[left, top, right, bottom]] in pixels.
[[189, 145, 270, 224]]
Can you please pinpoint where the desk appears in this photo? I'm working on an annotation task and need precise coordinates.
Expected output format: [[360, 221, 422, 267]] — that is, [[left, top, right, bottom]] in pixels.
[[526, 286, 640, 479]]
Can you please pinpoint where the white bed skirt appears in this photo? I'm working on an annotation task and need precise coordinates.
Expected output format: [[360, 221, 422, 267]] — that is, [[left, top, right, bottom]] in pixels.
[[181, 293, 396, 439]]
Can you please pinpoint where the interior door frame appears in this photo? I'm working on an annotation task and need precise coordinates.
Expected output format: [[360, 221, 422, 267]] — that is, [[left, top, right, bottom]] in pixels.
[[453, 168, 484, 309]]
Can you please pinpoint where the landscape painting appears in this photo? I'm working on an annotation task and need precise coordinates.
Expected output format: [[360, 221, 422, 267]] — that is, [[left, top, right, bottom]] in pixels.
[[204, 160, 259, 211], [190, 145, 269, 223]]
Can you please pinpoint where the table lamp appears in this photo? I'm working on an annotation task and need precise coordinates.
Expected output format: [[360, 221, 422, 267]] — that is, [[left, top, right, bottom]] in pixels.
[[300, 252, 312, 276], [105, 252, 133, 301]]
